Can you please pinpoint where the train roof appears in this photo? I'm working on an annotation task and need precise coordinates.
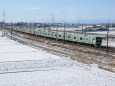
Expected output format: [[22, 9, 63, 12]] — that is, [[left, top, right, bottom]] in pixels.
[[37, 30, 99, 38]]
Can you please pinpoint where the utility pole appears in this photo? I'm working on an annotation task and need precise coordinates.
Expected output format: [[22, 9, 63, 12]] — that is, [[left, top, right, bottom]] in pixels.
[[33, 23, 36, 41], [56, 23, 58, 41], [63, 22, 66, 44], [52, 14, 55, 24], [77, 23, 79, 35], [33, 23, 35, 36], [43, 23, 45, 31], [11, 21, 13, 39], [51, 14, 55, 32], [82, 24, 83, 34], [85, 26, 87, 35], [107, 19, 109, 53], [2, 11, 5, 36]]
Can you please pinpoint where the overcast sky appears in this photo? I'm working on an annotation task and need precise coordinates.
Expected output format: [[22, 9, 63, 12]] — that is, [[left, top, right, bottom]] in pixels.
[[0, 0, 115, 23]]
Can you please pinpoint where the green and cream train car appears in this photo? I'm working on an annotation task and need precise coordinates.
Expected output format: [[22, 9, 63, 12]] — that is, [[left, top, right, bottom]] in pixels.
[[13, 27, 102, 47]]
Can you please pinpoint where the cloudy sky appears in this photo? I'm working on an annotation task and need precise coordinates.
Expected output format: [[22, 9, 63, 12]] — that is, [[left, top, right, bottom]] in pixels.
[[0, 0, 115, 23]]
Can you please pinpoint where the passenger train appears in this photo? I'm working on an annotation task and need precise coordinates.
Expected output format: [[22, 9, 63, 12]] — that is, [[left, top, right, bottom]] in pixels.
[[12, 27, 102, 47]]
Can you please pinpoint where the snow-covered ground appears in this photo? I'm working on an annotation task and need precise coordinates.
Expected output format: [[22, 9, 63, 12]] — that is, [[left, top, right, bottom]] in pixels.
[[88, 31, 115, 35], [102, 40, 115, 47], [0, 31, 115, 86]]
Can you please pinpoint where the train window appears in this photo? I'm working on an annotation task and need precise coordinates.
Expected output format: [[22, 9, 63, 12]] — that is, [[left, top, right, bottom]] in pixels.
[[68, 36, 70, 38], [48, 34, 49, 35], [55, 34, 57, 36], [59, 35, 61, 37], [80, 37, 82, 40], [45, 33, 47, 35], [74, 37, 76, 39], [92, 39, 95, 42], [52, 34, 53, 36]]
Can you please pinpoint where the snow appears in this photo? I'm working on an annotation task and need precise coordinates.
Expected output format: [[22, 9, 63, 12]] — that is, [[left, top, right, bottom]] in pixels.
[[88, 31, 115, 35], [0, 31, 115, 86], [102, 40, 115, 47]]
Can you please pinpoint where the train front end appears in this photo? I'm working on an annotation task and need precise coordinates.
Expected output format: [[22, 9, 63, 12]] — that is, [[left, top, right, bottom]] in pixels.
[[95, 37, 102, 47]]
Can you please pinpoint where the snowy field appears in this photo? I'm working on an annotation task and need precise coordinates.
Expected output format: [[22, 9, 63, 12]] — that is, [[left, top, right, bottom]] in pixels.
[[0, 31, 115, 86], [102, 40, 115, 47], [88, 31, 115, 35]]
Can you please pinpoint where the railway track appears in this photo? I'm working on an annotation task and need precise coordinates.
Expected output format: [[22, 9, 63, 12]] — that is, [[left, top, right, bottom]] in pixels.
[[6, 30, 115, 66]]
